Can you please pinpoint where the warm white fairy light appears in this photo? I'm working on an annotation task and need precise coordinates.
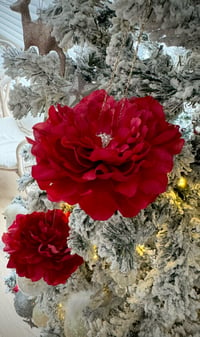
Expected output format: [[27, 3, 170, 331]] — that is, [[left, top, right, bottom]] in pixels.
[[177, 176, 187, 189]]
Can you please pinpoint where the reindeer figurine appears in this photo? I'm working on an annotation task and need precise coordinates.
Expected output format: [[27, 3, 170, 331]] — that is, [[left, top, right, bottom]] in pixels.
[[10, 0, 66, 76]]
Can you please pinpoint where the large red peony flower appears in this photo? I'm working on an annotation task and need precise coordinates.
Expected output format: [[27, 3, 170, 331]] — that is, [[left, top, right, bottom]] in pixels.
[[2, 209, 83, 286], [28, 90, 184, 220]]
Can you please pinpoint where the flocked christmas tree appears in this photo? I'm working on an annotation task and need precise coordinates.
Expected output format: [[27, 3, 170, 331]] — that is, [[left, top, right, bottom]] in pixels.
[[1, 1, 200, 337]]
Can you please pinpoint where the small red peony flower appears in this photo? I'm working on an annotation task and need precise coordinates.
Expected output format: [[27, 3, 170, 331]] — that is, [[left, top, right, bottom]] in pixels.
[[28, 90, 184, 220], [2, 210, 83, 286]]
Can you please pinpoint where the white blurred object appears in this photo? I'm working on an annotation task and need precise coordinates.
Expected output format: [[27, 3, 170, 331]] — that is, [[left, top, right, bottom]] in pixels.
[[0, 73, 10, 118], [0, 38, 43, 175], [32, 302, 49, 327], [3, 202, 28, 228], [0, 111, 43, 175], [16, 275, 48, 296], [64, 290, 93, 337]]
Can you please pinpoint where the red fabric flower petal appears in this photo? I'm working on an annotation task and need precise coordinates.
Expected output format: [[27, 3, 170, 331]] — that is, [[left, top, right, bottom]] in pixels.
[[2, 210, 83, 286], [29, 90, 184, 220], [79, 181, 118, 220]]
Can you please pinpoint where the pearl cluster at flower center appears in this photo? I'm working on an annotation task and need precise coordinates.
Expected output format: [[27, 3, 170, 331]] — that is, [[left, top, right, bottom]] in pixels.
[[97, 132, 113, 148]]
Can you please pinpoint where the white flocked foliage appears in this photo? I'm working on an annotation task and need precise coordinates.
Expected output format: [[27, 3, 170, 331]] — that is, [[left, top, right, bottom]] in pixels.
[[2, 1, 200, 337]]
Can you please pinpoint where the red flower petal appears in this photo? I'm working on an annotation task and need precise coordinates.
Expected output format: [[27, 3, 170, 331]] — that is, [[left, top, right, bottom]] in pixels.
[[28, 90, 184, 220], [116, 176, 138, 197], [79, 182, 118, 220], [2, 210, 83, 285]]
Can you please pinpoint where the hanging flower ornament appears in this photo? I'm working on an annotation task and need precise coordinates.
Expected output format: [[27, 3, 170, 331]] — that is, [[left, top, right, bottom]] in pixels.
[[28, 90, 184, 220], [2, 209, 83, 286]]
